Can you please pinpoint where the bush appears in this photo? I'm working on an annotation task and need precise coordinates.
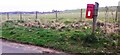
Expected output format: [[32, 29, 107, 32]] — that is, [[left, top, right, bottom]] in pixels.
[[17, 20, 25, 23], [6, 20, 14, 23], [70, 31, 86, 41], [9, 30, 16, 35], [83, 34, 98, 43]]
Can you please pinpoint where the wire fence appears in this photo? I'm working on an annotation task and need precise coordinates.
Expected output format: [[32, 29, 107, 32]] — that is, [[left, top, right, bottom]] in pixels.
[[0, 6, 120, 23], [0, 6, 120, 35]]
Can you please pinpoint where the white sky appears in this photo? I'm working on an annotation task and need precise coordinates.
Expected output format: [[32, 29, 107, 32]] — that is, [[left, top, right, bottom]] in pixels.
[[0, 0, 120, 12]]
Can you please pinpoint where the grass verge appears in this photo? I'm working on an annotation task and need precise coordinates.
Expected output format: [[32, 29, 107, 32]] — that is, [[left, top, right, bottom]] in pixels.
[[1, 20, 120, 53]]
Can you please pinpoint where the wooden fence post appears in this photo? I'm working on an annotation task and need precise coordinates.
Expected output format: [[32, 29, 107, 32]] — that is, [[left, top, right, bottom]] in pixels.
[[55, 10, 58, 22], [7, 13, 9, 20], [20, 12, 22, 20], [80, 9, 83, 21], [92, 2, 99, 34], [105, 6, 108, 34], [115, 6, 118, 22], [35, 11, 38, 20], [118, 6, 120, 22]]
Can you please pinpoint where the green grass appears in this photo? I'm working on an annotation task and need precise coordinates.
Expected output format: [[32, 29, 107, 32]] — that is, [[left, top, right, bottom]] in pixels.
[[1, 20, 120, 53], [1, 9, 120, 53], [0, 11, 86, 23], [1, 11, 118, 23]]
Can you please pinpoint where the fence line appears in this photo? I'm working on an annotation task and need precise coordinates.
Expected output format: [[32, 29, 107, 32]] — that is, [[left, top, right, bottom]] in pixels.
[[0, 8, 119, 23]]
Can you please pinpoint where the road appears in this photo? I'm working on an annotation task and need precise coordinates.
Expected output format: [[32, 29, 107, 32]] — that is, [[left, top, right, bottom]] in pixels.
[[0, 39, 65, 54]]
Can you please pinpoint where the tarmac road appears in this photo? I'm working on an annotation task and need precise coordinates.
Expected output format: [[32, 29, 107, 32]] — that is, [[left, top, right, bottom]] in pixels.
[[0, 39, 65, 54], [1, 39, 42, 53]]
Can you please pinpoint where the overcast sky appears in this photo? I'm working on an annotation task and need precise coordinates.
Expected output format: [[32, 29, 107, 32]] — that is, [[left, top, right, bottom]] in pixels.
[[0, 0, 120, 12]]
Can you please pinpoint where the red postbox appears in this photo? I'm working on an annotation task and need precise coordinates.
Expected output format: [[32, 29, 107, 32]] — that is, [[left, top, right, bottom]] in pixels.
[[86, 4, 95, 19]]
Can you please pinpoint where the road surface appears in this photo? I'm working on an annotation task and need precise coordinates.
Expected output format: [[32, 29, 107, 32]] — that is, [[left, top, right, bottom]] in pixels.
[[0, 39, 66, 54]]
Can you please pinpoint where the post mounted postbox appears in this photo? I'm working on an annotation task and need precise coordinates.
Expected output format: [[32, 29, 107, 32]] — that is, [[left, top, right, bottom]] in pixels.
[[86, 4, 95, 19]]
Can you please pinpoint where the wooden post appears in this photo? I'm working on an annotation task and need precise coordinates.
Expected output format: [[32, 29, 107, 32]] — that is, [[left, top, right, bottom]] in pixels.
[[92, 2, 99, 33], [118, 5, 120, 22], [20, 12, 22, 20], [7, 13, 9, 20], [55, 10, 58, 22], [92, 16, 97, 33], [115, 6, 118, 22], [111, 11, 114, 23], [35, 11, 38, 20], [80, 9, 83, 21], [105, 6, 108, 34]]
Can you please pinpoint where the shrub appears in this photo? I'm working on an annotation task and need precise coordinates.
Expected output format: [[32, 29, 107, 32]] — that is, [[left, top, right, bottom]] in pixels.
[[17, 20, 25, 23], [83, 34, 98, 43], [9, 30, 16, 35]]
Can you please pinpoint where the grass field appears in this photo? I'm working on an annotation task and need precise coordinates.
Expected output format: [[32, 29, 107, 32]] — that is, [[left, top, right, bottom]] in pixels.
[[1, 12, 85, 22], [0, 9, 120, 53]]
